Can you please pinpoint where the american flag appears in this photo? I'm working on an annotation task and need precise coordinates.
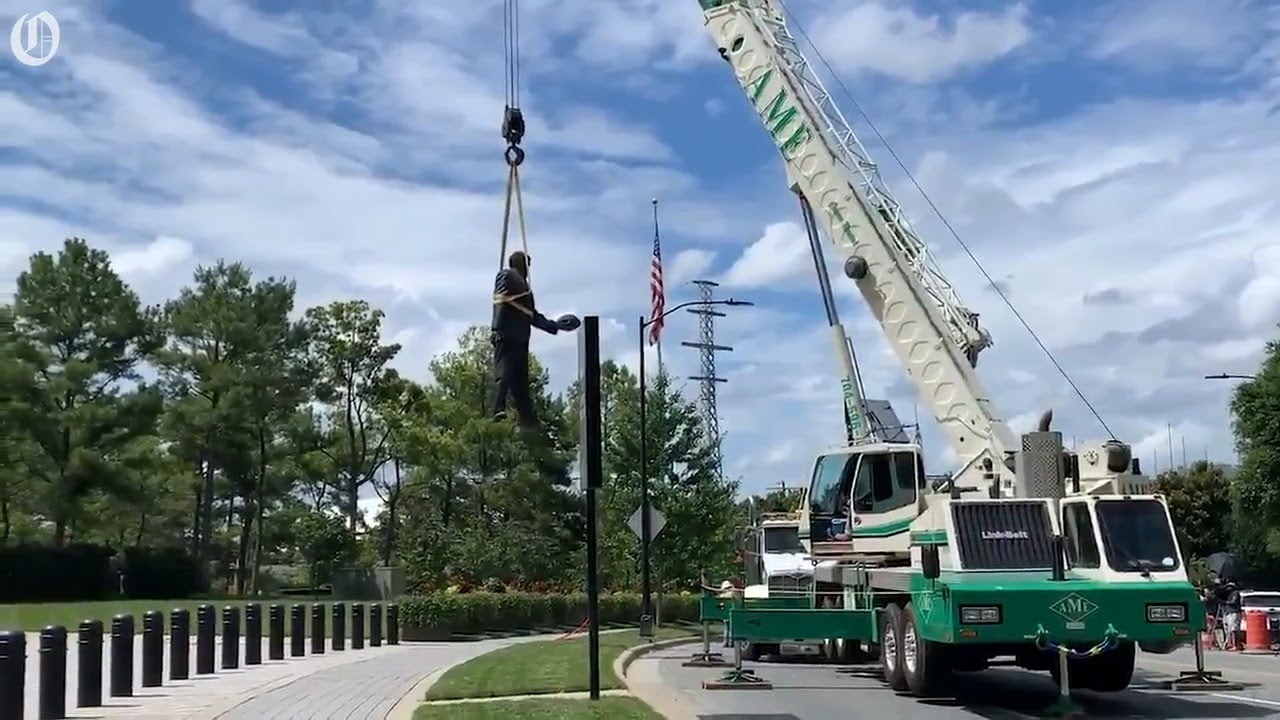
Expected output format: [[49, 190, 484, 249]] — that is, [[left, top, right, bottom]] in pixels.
[[647, 202, 665, 346]]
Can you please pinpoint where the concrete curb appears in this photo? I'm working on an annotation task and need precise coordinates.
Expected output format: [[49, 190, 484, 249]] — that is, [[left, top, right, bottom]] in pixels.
[[615, 638, 703, 720], [613, 636, 702, 688]]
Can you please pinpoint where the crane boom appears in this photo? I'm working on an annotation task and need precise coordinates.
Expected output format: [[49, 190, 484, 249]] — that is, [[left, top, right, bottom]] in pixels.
[[697, 0, 1017, 485]]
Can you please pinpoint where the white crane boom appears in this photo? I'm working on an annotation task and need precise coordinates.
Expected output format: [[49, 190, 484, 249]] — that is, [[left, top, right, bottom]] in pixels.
[[697, 0, 1017, 486]]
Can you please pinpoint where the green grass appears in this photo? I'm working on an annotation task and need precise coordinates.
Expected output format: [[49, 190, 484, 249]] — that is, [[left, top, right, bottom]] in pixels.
[[0, 597, 379, 637], [413, 697, 660, 719], [425, 625, 696, 700]]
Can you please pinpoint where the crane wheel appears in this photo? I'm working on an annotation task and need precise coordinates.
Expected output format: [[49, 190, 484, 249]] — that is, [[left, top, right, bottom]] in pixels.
[[901, 601, 952, 697], [880, 603, 908, 691]]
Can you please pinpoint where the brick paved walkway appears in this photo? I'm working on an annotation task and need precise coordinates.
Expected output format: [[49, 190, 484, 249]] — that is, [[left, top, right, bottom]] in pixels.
[[16, 632, 562, 719]]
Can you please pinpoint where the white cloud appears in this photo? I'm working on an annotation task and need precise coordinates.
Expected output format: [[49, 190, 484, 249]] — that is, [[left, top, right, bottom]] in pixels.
[[811, 2, 1032, 83], [721, 222, 810, 288], [1088, 0, 1263, 71], [668, 248, 716, 286]]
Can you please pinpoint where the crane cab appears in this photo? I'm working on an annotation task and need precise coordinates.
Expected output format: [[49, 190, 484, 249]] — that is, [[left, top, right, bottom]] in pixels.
[[799, 442, 926, 559]]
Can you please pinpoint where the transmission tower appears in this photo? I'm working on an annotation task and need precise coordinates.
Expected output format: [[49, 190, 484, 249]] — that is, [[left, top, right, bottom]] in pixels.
[[681, 280, 732, 477]]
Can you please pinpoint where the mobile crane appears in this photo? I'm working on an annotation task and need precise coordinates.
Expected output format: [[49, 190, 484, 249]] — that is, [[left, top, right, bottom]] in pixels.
[[693, 0, 1206, 702]]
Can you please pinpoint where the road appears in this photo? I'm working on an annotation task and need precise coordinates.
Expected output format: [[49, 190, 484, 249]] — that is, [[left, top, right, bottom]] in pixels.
[[628, 642, 1280, 719]]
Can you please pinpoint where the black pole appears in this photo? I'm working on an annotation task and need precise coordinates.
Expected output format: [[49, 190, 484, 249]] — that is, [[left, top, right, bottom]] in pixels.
[[310, 604, 325, 654], [351, 603, 365, 650], [370, 604, 382, 647], [244, 603, 261, 665], [637, 314, 653, 636], [77, 620, 102, 707], [386, 604, 399, 645], [580, 315, 604, 700], [221, 606, 240, 669], [38, 625, 66, 720], [169, 609, 189, 681], [196, 604, 215, 674], [331, 602, 345, 651], [108, 615, 133, 697], [268, 604, 285, 661], [289, 605, 305, 657], [0, 630, 25, 719], [141, 611, 163, 688]]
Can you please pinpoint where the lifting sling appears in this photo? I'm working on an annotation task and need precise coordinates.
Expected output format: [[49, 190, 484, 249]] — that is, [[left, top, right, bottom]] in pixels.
[[493, 0, 534, 320]]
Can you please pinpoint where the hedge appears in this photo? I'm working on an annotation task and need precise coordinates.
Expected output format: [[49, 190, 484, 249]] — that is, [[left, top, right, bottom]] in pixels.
[[0, 544, 205, 602], [398, 591, 702, 640]]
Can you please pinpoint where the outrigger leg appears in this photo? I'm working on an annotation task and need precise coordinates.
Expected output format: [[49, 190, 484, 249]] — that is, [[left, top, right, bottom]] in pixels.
[[682, 619, 731, 668], [701, 624, 772, 690], [1043, 647, 1085, 719], [1163, 634, 1245, 692]]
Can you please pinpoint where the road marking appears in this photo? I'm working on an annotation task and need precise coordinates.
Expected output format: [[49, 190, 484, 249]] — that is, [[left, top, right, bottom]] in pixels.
[[1140, 656, 1280, 680], [1210, 693, 1280, 708]]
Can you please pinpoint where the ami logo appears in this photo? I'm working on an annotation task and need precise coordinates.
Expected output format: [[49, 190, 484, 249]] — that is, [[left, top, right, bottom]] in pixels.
[[1049, 593, 1099, 623]]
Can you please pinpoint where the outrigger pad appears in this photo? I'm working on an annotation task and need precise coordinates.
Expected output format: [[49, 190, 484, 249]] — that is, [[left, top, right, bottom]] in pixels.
[[1163, 670, 1246, 692], [682, 652, 732, 668], [702, 668, 773, 690]]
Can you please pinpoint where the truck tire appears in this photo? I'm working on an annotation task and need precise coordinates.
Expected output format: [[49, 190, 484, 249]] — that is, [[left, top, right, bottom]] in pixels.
[[1049, 640, 1135, 693], [1081, 641, 1136, 692], [744, 642, 761, 662], [880, 603, 909, 691], [901, 601, 952, 697]]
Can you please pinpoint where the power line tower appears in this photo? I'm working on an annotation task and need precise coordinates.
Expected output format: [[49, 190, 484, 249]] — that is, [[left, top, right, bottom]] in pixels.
[[681, 280, 732, 477]]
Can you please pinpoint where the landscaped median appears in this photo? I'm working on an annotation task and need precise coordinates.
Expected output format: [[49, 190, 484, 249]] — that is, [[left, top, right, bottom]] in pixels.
[[412, 625, 698, 718]]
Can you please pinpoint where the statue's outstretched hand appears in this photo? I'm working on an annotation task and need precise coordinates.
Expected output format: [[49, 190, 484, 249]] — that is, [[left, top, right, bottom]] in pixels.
[[555, 314, 581, 332]]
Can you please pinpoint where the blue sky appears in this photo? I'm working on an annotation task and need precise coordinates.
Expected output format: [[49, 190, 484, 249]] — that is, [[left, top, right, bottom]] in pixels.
[[2, 0, 1278, 506]]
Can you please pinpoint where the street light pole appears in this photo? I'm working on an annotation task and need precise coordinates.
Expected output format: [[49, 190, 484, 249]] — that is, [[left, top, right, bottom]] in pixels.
[[637, 297, 752, 634]]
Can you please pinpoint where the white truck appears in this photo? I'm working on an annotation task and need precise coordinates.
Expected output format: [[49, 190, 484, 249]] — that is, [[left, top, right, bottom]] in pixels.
[[740, 514, 822, 660]]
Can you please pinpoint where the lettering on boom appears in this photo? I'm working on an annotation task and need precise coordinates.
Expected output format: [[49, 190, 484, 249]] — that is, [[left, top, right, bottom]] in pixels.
[[733, 55, 867, 257]]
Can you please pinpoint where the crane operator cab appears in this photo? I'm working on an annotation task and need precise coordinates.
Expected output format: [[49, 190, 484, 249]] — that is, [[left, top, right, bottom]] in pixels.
[[799, 443, 926, 557]]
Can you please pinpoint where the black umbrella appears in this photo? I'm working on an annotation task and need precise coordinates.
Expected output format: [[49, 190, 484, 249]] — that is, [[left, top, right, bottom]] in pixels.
[[1206, 551, 1243, 583]]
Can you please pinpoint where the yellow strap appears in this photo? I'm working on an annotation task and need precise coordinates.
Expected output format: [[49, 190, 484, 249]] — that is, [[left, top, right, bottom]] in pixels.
[[493, 291, 533, 318]]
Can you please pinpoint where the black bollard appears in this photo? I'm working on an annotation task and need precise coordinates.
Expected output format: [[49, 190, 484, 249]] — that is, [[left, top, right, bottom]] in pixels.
[[0, 631, 25, 720], [221, 606, 240, 670], [351, 603, 365, 650], [109, 615, 133, 697], [370, 603, 383, 647], [331, 602, 345, 651], [268, 605, 285, 661], [196, 604, 216, 674], [77, 620, 103, 707], [38, 625, 66, 720], [387, 603, 399, 645], [310, 604, 325, 655], [289, 605, 305, 657], [244, 603, 261, 666], [141, 612, 163, 688], [170, 609, 189, 681]]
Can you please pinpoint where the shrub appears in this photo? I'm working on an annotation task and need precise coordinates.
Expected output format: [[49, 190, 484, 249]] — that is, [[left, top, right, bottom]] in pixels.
[[122, 546, 205, 599], [397, 591, 701, 640], [0, 544, 115, 602]]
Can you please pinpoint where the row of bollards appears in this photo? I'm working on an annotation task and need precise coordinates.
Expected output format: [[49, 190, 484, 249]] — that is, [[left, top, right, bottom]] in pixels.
[[0, 601, 400, 719]]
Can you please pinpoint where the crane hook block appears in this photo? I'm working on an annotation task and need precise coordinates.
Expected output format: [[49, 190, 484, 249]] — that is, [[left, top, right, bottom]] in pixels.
[[502, 105, 526, 147], [505, 144, 525, 166], [844, 255, 869, 280]]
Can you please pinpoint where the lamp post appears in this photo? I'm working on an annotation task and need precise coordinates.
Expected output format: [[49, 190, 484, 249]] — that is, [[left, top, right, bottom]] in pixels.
[[1204, 373, 1256, 380], [637, 297, 752, 631]]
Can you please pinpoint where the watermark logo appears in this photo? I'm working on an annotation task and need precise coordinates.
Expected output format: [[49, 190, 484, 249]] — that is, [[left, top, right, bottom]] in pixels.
[[11, 11, 60, 67]]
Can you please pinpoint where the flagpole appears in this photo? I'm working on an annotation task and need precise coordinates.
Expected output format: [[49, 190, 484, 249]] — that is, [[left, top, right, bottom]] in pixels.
[[652, 198, 665, 375]]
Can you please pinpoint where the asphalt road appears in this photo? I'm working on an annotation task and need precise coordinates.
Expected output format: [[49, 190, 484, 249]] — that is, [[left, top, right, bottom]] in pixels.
[[629, 642, 1280, 719]]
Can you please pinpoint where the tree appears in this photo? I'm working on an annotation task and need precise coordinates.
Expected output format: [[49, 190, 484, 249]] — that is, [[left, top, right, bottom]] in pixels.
[[305, 300, 401, 531], [1152, 461, 1231, 562], [9, 239, 163, 545], [294, 510, 357, 588], [1229, 329, 1280, 580], [575, 362, 740, 590]]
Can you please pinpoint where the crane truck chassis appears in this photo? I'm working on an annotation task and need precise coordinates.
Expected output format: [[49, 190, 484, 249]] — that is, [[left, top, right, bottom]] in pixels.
[[687, 0, 1221, 708]]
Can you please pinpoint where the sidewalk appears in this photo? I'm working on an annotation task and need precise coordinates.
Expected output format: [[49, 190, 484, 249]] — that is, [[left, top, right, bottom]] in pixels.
[[17, 632, 408, 720]]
